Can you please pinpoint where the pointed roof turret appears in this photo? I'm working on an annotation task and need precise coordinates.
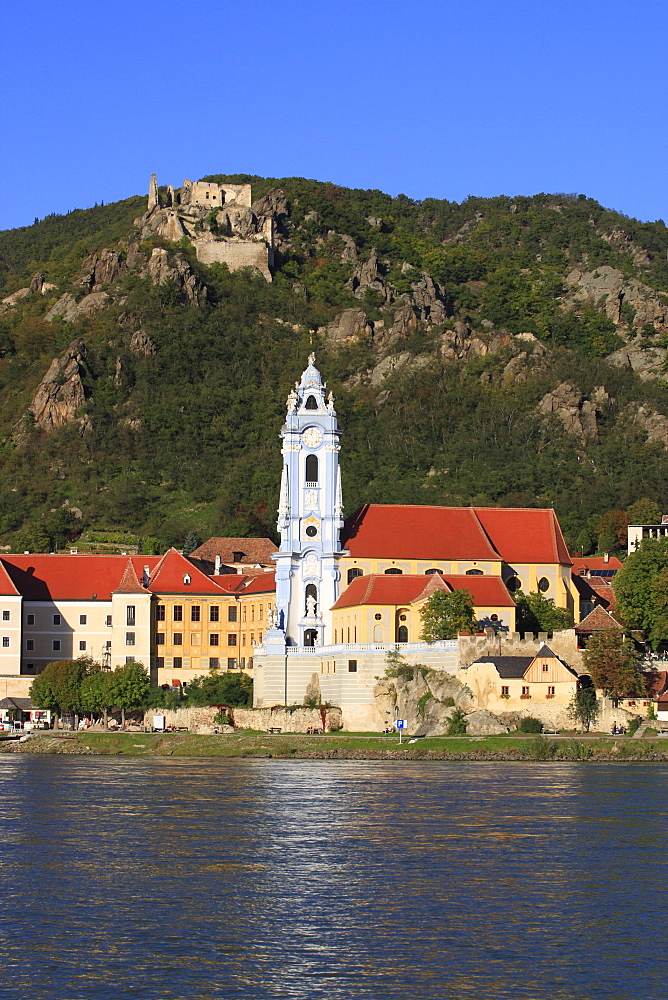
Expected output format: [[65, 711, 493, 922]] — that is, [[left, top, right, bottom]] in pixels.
[[113, 559, 147, 595]]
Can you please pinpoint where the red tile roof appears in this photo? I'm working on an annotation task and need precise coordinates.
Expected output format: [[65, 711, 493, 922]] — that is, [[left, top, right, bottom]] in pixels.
[[571, 556, 623, 574], [147, 549, 235, 595], [0, 555, 161, 601], [0, 560, 21, 596], [441, 575, 516, 607], [644, 671, 668, 700], [587, 577, 617, 610], [238, 573, 276, 595], [189, 537, 277, 566], [332, 573, 449, 610], [575, 606, 623, 632], [473, 507, 572, 565], [342, 505, 501, 561], [341, 504, 571, 565], [113, 560, 149, 595]]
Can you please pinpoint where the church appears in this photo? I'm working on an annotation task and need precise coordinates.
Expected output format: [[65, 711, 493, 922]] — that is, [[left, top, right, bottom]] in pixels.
[[253, 356, 576, 723]]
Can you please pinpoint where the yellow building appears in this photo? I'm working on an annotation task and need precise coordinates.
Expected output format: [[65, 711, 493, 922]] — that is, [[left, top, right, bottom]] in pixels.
[[331, 572, 517, 643]]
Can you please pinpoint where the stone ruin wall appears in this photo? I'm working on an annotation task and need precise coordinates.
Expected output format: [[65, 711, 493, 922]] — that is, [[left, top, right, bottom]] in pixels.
[[458, 629, 583, 671], [194, 239, 273, 281]]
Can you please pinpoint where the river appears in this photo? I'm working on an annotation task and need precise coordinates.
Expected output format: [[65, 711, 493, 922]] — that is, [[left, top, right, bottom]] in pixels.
[[0, 758, 666, 999]]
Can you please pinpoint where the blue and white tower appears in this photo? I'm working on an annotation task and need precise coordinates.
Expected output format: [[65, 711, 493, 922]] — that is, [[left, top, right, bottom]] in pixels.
[[271, 355, 344, 646]]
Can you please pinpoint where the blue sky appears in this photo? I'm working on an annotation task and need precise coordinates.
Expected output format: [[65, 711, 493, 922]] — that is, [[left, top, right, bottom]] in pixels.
[[1, 0, 667, 230]]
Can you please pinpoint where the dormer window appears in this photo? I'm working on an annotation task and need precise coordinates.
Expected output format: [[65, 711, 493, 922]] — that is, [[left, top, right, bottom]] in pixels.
[[184, 574, 191, 585], [233, 551, 244, 563], [305, 395, 318, 409]]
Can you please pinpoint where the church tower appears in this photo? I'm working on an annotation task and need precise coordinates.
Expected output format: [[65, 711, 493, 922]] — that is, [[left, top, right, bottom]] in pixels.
[[271, 355, 344, 646]]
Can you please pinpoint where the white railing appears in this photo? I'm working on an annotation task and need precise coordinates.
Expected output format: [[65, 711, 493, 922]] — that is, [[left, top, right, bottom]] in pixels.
[[285, 640, 458, 655]]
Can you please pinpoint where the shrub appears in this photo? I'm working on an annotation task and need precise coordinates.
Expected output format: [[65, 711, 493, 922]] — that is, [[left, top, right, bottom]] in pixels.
[[523, 735, 557, 760], [447, 708, 468, 735], [518, 716, 543, 734], [627, 716, 642, 736], [417, 692, 433, 717], [561, 740, 593, 760]]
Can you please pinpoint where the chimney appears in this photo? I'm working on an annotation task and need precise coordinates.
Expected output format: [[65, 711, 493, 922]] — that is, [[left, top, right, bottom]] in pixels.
[[214, 555, 221, 576], [604, 552, 609, 563]]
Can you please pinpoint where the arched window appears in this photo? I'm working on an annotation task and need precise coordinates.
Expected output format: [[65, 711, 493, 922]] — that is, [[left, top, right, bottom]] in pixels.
[[305, 454, 318, 483], [305, 395, 318, 409], [425, 568, 443, 575], [505, 575, 521, 593], [397, 625, 408, 642], [385, 567, 403, 575], [538, 577, 550, 593], [347, 568, 363, 585], [304, 628, 318, 646], [373, 624, 383, 642], [305, 583, 318, 613], [466, 568, 483, 576]]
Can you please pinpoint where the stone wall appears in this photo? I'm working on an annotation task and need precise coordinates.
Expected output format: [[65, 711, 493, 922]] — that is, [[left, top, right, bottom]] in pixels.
[[193, 239, 272, 281], [142, 704, 342, 733], [458, 629, 582, 671]]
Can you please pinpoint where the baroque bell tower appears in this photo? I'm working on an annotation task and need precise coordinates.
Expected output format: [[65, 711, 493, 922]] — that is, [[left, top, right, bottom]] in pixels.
[[270, 355, 344, 647]]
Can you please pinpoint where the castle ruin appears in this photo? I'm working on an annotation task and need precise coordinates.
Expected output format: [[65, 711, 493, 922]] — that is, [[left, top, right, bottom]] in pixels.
[[138, 174, 274, 281]]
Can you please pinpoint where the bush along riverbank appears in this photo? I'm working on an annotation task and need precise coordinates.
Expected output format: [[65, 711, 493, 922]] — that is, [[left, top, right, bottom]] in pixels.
[[2, 731, 668, 762]]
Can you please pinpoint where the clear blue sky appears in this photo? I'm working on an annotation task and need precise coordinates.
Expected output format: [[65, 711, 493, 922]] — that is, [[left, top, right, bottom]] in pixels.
[[1, 0, 667, 231]]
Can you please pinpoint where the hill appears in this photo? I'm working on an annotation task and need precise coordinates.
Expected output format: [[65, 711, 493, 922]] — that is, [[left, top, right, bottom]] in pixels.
[[1, 174, 668, 556]]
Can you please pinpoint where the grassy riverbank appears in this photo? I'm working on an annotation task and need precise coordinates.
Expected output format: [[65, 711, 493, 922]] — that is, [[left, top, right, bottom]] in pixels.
[[2, 731, 668, 761]]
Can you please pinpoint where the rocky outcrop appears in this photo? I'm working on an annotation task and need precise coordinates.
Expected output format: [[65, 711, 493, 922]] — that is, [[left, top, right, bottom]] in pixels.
[[410, 273, 447, 325], [324, 308, 373, 344], [633, 405, 668, 447], [144, 248, 206, 304], [373, 668, 506, 737], [251, 188, 288, 221], [607, 341, 667, 381], [349, 248, 392, 303], [44, 291, 110, 323], [129, 329, 156, 357], [439, 320, 488, 360], [78, 249, 126, 290], [565, 266, 668, 330], [28, 339, 90, 434], [464, 709, 509, 736], [538, 382, 609, 443]]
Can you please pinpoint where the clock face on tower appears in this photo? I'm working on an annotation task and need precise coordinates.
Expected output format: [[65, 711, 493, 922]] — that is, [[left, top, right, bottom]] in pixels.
[[302, 427, 322, 448]]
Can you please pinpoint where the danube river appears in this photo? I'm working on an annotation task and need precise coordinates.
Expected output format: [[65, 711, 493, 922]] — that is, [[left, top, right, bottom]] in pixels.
[[0, 758, 666, 999]]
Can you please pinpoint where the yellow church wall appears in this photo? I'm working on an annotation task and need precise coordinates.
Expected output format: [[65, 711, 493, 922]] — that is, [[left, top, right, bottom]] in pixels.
[[339, 557, 502, 588]]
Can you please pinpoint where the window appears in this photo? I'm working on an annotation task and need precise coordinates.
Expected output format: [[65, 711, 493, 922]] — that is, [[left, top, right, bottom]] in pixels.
[[228, 634, 237, 646], [155, 633, 165, 645], [156, 605, 166, 622], [374, 613, 382, 620], [209, 657, 219, 670], [538, 577, 550, 593], [250, 634, 255, 645], [126, 605, 136, 626], [305, 395, 318, 409], [347, 568, 363, 585], [242, 608, 247, 622], [79, 641, 87, 652], [242, 634, 246, 646], [547, 686, 556, 697], [26, 663, 34, 673], [26, 640, 34, 651], [125, 656, 134, 664], [173, 606, 183, 622], [305, 454, 318, 483], [27, 614, 35, 625], [251, 606, 255, 621], [2, 637, 9, 648], [173, 633, 182, 645], [348, 660, 358, 673], [79, 614, 87, 625], [53, 614, 61, 626], [258, 632, 262, 643], [505, 576, 521, 593], [2, 610, 9, 621], [425, 568, 443, 575], [53, 640, 61, 652], [106, 615, 112, 627], [210, 606, 219, 622], [542, 663, 549, 672], [305, 525, 318, 537], [126, 632, 135, 646], [183, 575, 191, 586], [385, 567, 403, 575], [227, 658, 237, 669], [209, 634, 219, 646], [227, 606, 237, 622], [397, 625, 408, 642], [501, 686, 509, 697], [173, 657, 183, 670], [465, 569, 483, 576], [191, 605, 200, 622], [156, 657, 164, 670], [259, 605, 263, 620], [521, 686, 530, 698]]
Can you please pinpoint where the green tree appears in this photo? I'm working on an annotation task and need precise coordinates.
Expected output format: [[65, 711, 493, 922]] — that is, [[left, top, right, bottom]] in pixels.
[[568, 686, 599, 732], [614, 537, 668, 646], [109, 661, 150, 728], [185, 671, 253, 707], [627, 498, 662, 526], [581, 630, 645, 699], [597, 510, 630, 553], [29, 657, 93, 727], [80, 669, 116, 728], [13, 521, 52, 553], [447, 708, 468, 735], [514, 592, 573, 634], [182, 531, 199, 555], [421, 589, 476, 641]]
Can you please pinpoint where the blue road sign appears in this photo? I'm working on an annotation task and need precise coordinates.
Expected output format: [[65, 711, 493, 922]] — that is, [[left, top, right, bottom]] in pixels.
[[396, 719, 406, 729]]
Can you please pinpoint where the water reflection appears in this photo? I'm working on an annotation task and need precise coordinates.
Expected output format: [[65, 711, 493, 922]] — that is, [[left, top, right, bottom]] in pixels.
[[0, 758, 667, 999]]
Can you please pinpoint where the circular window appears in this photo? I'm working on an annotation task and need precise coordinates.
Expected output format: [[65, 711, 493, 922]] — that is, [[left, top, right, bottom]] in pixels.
[[399, 614, 407, 622], [305, 525, 317, 537], [538, 577, 550, 593], [490, 614, 499, 622], [374, 613, 382, 621], [506, 575, 521, 593]]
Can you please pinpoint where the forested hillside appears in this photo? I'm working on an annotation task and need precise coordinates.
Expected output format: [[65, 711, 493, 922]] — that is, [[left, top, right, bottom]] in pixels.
[[1, 174, 668, 556]]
